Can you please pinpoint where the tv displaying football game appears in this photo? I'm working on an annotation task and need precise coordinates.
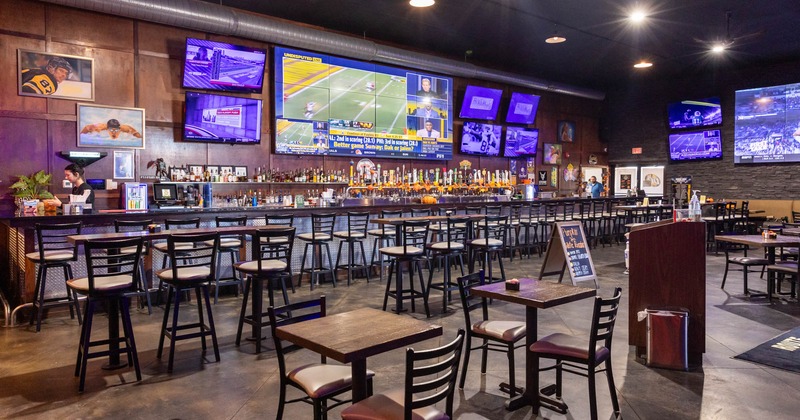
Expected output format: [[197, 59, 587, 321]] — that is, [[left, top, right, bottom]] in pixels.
[[184, 92, 263, 144], [273, 47, 454, 160], [668, 129, 722, 161], [734, 83, 800, 164], [503, 127, 539, 157], [460, 122, 501, 156], [459, 85, 502, 120], [667, 97, 722, 130], [505, 92, 540, 124], [182, 38, 267, 94]]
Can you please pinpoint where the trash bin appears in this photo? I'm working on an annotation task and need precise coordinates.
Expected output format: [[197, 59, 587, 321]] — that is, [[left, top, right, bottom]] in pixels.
[[645, 307, 689, 371]]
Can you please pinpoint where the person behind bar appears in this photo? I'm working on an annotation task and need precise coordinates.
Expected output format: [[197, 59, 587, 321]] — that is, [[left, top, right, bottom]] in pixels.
[[45, 163, 94, 207], [589, 176, 603, 198]]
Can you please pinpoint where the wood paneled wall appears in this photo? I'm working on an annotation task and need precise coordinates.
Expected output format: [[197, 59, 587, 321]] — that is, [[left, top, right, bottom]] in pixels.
[[0, 0, 605, 211]]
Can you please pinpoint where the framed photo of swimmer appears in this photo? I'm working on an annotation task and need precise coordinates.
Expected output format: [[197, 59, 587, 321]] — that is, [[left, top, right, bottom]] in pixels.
[[18, 49, 95, 101], [77, 103, 145, 149]]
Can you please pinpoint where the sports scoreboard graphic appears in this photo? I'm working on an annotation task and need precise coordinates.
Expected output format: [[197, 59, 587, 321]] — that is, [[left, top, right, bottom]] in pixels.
[[273, 47, 454, 160]]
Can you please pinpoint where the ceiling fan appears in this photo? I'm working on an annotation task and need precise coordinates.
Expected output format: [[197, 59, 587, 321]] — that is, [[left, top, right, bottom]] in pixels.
[[695, 11, 764, 51]]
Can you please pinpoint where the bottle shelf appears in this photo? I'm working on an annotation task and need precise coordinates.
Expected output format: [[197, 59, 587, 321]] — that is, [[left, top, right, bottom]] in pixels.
[[152, 181, 348, 185]]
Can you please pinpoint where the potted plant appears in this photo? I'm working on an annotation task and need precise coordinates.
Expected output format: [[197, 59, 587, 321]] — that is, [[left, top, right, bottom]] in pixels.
[[10, 170, 54, 211]]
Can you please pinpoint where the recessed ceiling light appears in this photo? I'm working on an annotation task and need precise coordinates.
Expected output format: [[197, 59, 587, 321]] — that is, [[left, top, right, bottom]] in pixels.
[[545, 35, 567, 44], [711, 44, 726, 53], [409, 0, 435, 7], [633, 61, 653, 68], [630, 10, 647, 23]]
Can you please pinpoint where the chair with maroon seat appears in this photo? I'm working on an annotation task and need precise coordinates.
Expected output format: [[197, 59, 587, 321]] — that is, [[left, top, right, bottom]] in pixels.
[[529, 287, 622, 420]]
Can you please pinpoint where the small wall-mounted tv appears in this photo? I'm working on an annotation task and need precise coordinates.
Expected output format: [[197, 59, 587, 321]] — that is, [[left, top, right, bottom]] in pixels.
[[182, 38, 267, 94], [503, 127, 539, 157], [669, 129, 722, 161], [667, 96, 721, 130], [184, 92, 263, 144], [459, 85, 502, 120], [460, 122, 501, 156], [505, 92, 540, 124]]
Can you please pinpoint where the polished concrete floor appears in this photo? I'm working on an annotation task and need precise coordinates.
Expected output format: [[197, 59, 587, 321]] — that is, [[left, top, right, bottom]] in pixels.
[[1, 244, 799, 419]]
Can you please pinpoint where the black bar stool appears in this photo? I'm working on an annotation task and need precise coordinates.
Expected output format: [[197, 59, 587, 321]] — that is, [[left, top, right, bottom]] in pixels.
[[381, 219, 430, 316], [263, 214, 295, 292], [209, 215, 247, 303], [368, 209, 401, 276], [27, 222, 83, 332], [469, 214, 508, 283], [334, 211, 371, 286], [298, 213, 336, 290], [155, 232, 221, 373], [234, 227, 296, 353], [114, 219, 154, 314], [68, 237, 144, 392], [153, 218, 201, 303], [425, 215, 468, 313]]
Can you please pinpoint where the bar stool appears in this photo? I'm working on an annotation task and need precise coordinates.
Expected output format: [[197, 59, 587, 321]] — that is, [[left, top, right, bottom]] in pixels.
[[539, 202, 560, 245], [469, 214, 508, 283], [27, 222, 83, 332], [155, 232, 220, 373], [334, 211, 371, 286], [208, 215, 247, 303], [507, 204, 525, 260], [520, 202, 542, 258], [153, 218, 201, 303], [381, 219, 430, 317], [425, 215, 468, 313], [430, 207, 457, 243], [298, 213, 336, 290], [114, 219, 154, 314], [234, 227, 296, 353], [263, 214, 295, 291], [368, 210, 401, 275], [68, 237, 144, 392]]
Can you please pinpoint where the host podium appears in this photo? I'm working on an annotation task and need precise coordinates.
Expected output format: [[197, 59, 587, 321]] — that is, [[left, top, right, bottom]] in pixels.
[[627, 220, 706, 367]]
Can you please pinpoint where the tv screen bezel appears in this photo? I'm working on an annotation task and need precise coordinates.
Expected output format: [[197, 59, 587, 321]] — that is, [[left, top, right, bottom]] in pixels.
[[505, 92, 541, 124], [181, 37, 267, 94], [503, 126, 539, 157], [459, 85, 503, 120], [183, 91, 263, 145], [460, 121, 501, 157], [666, 96, 722, 131], [668, 129, 723, 161]]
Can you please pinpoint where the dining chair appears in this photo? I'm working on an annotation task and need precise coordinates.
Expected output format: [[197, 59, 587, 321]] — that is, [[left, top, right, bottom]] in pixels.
[[456, 270, 526, 398], [721, 247, 768, 295], [268, 296, 375, 420], [529, 287, 622, 420], [341, 329, 465, 420], [67, 237, 144, 392], [234, 227, 296, 353], [155, 232, 221, 373], [27, 222, 83, 331]]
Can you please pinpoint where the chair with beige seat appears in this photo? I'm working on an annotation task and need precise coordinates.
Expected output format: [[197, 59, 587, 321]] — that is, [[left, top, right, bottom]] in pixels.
[[234, 226, 296, 354], [381, 219, 430, 317], [341, 329, 465, 420], [155, 232, 220, 373], [425, 215, 468, 314], [268, 296, 375, 420], [113, 219, 154, 314], [209, 215, 247, 303], [67, 237, 144, 392], [529, 287, 622, 420], [456, 270, 526, 398], [334, 211, 371, 286], [263, 214, 295, 291], [27, 222, 83, 332], [298, 213, 337, 290], [152, 218, 201, 303], [468, 214, 508, 283]]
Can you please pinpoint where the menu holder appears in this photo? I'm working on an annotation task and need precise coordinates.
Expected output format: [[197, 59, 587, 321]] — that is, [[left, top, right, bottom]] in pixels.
[[538, 221, 598, 288]]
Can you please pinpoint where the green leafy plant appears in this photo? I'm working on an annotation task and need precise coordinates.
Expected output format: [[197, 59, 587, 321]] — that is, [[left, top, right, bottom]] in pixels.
[[10, 170, 54, 199]]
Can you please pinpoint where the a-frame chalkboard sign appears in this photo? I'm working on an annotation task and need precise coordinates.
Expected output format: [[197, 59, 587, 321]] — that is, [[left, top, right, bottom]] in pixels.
[[538, 221, 599, 288]]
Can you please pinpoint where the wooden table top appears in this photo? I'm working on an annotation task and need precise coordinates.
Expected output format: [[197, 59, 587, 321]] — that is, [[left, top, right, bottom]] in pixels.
[[471, 278, 596, 309], [274, 307, 442, 363], [715, 234, 800, 247], [67, 225, 289, 244], [373, 214, 485, 225]]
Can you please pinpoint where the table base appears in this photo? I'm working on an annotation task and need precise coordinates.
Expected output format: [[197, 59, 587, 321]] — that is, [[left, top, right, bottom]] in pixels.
[[503, 385, 569, 414], [101, 361, 129, 371]]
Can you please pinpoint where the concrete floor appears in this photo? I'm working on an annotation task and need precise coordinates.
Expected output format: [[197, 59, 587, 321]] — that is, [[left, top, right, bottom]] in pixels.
[[1, 244, 799, 419]]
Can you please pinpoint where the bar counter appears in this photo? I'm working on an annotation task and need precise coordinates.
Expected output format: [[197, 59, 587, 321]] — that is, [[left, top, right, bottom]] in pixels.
[[0, 196, 633, 318]]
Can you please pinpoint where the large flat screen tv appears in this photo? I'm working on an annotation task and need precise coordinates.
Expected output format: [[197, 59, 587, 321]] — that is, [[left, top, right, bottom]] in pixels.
[[459, 85, 502, 120], [460, 122, 501, 156], [667, 97, 722, 130], [184, 92, 263, 144], [503, 127, 539, 157], [182, 38, 266, 94], [734, 83, 800, 164], [505, 92, 540, 124], [273, 47, 454, 160], [669, 129, 722, 161]]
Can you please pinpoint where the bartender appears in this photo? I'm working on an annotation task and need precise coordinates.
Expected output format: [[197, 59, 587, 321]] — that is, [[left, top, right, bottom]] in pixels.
[[46, 163, 94, 207]]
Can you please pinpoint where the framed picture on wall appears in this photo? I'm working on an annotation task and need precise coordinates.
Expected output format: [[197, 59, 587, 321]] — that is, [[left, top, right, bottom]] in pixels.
[[113, 150, 134, 180], [550, 166, 559, 188], [538, 170, 548, 186], [18, 49, 95, 101], [558, 120, 575, 143], [544, 143, 562, 165], [234, 166, 248, 178], [77, 103, 145, 149], [205, 165, 220, 176], [188, 165, 205, 177]]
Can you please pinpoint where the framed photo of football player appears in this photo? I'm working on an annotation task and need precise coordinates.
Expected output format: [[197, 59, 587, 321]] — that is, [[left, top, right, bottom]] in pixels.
[[77, 103, 145, 149], [18, 49, 95, 101]]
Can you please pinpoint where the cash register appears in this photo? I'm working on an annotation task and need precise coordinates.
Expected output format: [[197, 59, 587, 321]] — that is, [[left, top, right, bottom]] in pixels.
[[150, 183, 184, 209]]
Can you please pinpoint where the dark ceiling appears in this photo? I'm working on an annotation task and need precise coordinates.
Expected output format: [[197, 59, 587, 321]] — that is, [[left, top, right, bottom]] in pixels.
[[204, 0, 800, 92]]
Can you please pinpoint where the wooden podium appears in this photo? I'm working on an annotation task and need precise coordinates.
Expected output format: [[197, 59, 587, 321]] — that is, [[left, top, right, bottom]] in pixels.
[[627, 220, 706, 366]]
